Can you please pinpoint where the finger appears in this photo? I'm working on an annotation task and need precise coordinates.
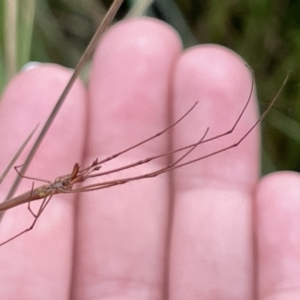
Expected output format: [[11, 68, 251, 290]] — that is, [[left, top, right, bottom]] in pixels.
[[256, 171, 300, 299], [72, 18, 181, 298], [0, 65, 87, 298], [170, 46, 259, 299]]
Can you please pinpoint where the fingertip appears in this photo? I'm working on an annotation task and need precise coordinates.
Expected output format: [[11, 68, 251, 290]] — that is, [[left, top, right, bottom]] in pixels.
[[0, 63, 87, 187], [95, 17, 182, 66], [257, 170, 300, 199], [175, 44, 250, 94], [88, 17, 182, 157], [173, 44, 259, 191], [256, 171, 300, 297], [256, 170, 300, 229]]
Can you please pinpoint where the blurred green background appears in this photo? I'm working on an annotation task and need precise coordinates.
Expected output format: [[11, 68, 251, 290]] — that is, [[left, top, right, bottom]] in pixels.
[[0, 0, 299, 175]]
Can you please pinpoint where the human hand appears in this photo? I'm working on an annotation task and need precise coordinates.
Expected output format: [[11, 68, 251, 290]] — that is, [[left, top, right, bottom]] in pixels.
[[0, 18, 299, 299]]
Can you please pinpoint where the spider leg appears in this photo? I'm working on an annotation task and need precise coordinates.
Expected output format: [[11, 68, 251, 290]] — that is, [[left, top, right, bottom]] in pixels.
[[0, 193, 54, 246], [14, 165, 52, 184]]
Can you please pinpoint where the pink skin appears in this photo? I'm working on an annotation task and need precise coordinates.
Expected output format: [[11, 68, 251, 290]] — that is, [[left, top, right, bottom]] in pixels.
[[0, 18, 299, 299]]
